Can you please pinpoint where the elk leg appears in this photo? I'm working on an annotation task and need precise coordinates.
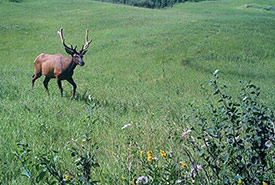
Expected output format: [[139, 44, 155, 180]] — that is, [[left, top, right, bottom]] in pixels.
[[32, 73, 41, 88], [56, 78, 63, 97], [43, 76, 50, 94], [66, 77, 77, 99]]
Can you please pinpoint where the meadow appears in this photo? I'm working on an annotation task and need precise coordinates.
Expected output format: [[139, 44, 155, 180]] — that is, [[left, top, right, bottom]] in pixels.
[[0, 0, 274, 184]]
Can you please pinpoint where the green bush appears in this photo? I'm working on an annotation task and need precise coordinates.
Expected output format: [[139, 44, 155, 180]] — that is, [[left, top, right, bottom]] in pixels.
[[181, 70, 274, 185], [6, 0, 23, 2]]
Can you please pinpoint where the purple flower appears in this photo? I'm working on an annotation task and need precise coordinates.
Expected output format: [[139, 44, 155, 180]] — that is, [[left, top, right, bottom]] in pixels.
[[153, 157, 159, 161], [265, 141, 272, 148], [136, 176, 149, 184]]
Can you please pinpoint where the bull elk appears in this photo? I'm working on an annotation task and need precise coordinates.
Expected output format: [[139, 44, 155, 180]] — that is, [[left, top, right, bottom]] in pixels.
[[32, 28, 92, 99]]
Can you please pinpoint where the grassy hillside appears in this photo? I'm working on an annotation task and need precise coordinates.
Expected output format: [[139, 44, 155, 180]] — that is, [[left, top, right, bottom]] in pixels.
[[0, 0, 274, 184]]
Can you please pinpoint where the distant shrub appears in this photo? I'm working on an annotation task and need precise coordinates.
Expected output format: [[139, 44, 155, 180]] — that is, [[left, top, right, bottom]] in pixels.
[[245, 4, 275, 12], [96, 0, 209, 9], [0, 0, 23, 2], [9, 0, 23, 2]]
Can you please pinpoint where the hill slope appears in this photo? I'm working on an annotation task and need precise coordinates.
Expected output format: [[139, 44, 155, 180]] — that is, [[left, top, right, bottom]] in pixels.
[[0, 0, 274, 183]]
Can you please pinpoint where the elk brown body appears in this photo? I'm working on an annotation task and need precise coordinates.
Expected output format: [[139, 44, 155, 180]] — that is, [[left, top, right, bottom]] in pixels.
[[32, 28, 92, 99]]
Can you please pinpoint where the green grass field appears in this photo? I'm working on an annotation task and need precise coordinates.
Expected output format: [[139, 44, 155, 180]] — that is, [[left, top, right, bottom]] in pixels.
[[0, 0, 274, 184]]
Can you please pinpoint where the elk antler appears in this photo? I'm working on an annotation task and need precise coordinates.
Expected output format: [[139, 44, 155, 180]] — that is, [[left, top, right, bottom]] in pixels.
[[57, 28, 76, 56], [80, 29, 93, 54]]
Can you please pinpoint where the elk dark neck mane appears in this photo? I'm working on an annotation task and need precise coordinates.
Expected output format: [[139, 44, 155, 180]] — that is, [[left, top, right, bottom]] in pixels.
[[66, 57, 77, 73]]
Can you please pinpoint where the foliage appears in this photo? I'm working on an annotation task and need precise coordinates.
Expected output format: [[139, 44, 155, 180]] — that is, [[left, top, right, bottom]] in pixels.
[[181, 70, 274, 185], [14, 142, 37, 185], [14, 121, 100, 184]]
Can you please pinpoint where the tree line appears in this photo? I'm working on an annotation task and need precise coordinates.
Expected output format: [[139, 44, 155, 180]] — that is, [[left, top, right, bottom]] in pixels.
[[96, 0, 208, 9]]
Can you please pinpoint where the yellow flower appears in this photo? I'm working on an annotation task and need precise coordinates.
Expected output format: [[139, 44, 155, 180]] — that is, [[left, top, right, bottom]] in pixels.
[[121, 176, 126, 180], [140, 150, 144, 157], [263, 181, 268, 185], [130, 180, 136, 185], [160, 150, 167, 159], [147, 150, 153, 162], [180, 162, 187, 169], [64, 174, 69, 180], [238, 179, 242, 184], [147, 155, 153, 162]]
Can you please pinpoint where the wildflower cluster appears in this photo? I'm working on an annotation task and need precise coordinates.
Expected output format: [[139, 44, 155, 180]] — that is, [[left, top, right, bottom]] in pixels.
[[125, 149, 192, 184]]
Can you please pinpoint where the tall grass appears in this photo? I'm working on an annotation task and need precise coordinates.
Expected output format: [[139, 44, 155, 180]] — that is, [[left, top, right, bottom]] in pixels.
[[0, 0, 274, 184]]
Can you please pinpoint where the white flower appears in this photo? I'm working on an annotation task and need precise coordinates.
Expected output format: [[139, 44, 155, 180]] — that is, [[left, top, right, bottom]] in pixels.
[[182, 129, 192, 138], [197, 165, 203, 170], [136, 176, 149, 184], [175, 179, 182, 184], [201, 142, 209, 148], [121, 124, 132, 130]]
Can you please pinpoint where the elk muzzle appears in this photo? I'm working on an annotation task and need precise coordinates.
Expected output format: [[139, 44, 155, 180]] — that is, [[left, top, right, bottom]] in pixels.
[[78, 58, 85, 66]]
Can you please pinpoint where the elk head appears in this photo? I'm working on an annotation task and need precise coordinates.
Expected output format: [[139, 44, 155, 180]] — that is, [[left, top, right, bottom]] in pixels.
[[57, 28, 93, 66]]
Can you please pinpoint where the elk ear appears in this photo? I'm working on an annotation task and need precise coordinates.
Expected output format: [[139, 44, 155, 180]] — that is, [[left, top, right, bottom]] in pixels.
[[65, 47, 74, 56]]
